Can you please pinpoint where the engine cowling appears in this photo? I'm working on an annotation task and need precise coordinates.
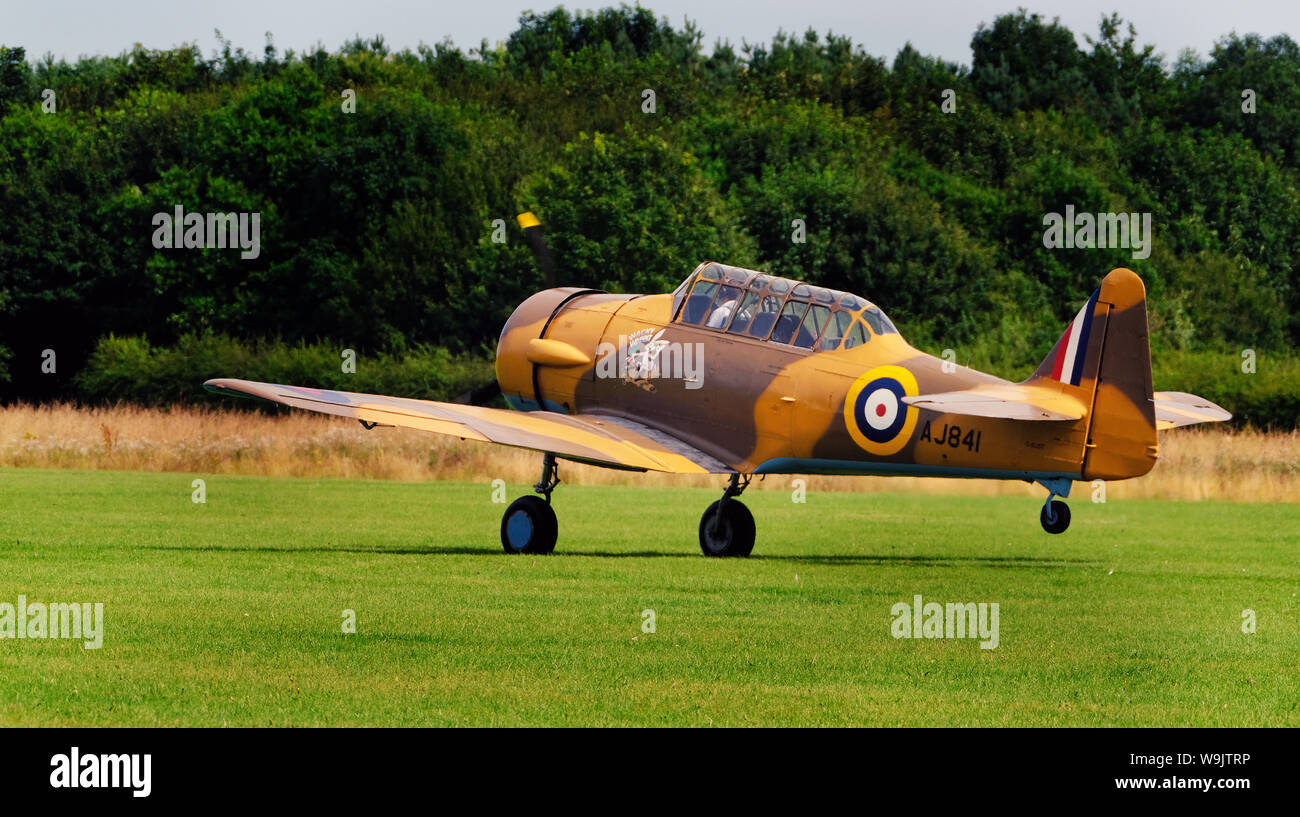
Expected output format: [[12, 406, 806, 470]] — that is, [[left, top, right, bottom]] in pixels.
[[496, 288, 633, 412]]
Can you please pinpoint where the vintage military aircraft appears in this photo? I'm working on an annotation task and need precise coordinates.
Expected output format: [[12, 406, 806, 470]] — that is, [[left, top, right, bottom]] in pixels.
[[205, 213, 1230, 556]]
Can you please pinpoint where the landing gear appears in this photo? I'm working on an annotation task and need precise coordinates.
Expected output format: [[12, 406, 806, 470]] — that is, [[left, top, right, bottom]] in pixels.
[[1035, 478, 1072, 534], [699, 473, 755, 557], [1040, 500, 1071, 534], [501, 454, 560, 554], [501, 496, 557, 553]]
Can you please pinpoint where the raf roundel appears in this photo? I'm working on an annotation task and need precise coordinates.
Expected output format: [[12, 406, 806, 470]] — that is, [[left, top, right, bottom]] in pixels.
[[844, 365, 920, 456]]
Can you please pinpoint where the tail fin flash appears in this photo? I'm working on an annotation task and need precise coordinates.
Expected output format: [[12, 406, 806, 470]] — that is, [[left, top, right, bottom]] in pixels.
[[1033, 289, 1101, 387], [1027, 268, 1157, 480]]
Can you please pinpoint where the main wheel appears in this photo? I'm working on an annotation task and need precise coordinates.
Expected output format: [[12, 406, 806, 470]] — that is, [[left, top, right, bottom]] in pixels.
[[699, 499, 756, 557], [501, 495, 558, 554], [1040, 499, 1071, 534]]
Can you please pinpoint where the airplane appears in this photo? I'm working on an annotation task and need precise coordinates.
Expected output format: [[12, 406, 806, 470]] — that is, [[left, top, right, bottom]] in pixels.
[[204, 212, 1231, 557]]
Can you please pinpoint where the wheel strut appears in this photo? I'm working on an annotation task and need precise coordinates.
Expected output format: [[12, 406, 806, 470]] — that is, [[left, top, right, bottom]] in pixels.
[[713, 473, 751, 536], [534, 453, 560, 503], [1035, 477, 1071, 517], [1035, 477, 1073, 534]]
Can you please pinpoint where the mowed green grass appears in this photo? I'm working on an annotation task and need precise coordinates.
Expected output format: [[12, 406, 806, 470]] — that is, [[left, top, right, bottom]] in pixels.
[[0, 468, 1297, 727]]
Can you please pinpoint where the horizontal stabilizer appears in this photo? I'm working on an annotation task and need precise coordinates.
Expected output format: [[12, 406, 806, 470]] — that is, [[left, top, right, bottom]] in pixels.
[[1152, 391, 1232, 430], [902, 383, 1088, 421]]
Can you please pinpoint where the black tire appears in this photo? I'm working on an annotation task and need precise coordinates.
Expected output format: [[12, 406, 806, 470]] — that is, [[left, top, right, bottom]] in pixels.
[[501, 495, 558, 554], [1040, 499, 1071, 534], [698, 499, 756, 557]]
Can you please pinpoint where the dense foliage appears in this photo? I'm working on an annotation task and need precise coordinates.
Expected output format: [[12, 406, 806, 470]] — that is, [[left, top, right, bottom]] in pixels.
[[1, 7, 1296, 423], [74, 334, 495, 406]]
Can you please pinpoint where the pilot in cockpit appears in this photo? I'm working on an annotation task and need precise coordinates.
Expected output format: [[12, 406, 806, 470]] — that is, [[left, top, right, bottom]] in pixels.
[[706, 296, 737, 328]]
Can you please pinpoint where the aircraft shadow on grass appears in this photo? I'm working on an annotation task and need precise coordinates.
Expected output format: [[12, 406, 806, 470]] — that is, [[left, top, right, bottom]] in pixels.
[[141, 543, 1094, 568]]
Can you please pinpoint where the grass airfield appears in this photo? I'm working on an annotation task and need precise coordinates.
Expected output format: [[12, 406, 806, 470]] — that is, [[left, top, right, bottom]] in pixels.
[[0, 468, 1296, 727]]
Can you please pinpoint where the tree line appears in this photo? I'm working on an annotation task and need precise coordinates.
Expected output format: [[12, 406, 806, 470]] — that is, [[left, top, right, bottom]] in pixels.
[[1, 6, 1297, 423]]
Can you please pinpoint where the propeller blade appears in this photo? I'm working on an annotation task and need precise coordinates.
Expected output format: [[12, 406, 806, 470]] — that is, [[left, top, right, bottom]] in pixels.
[[517, 211, 557, 288]]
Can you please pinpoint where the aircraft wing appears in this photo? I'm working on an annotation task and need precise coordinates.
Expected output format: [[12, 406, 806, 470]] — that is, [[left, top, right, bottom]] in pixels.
[[901, 383, 1088, 421], [1152, 391, 1232, 430], [203, 378, 729, 474]]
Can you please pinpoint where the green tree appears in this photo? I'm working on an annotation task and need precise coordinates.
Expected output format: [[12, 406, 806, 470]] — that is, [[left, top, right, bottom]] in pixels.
[[971, 10, 1091, 114], [523, 128, 757, 294]]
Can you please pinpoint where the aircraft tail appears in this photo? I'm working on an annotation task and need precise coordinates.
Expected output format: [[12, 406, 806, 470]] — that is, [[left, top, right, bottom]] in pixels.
[[1027, 268, 1157, 480]]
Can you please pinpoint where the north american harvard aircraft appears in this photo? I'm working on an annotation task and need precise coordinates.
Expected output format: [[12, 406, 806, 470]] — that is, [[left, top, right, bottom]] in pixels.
[[205, 213, 1231, 557]]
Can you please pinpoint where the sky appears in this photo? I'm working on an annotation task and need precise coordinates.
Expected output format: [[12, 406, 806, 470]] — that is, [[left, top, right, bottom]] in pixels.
[[5, 0, 1299, 67]]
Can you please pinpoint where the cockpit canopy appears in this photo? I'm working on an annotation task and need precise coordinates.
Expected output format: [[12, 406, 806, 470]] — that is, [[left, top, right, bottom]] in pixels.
[[670, 262, 900, 351]]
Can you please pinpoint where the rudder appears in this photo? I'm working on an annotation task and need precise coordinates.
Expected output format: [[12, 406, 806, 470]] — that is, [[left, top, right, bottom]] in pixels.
[[1027, 268, 1157, 480], [1082, 268, 1157, 479]]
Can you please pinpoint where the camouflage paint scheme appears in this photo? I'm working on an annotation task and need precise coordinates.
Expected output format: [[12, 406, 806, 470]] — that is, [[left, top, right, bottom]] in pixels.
[[206, 266, 1229, 484], [489, 264, 1227, 481]]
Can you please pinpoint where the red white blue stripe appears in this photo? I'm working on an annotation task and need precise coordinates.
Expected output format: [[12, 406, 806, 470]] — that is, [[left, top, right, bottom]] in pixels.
[[1050, 290, 1099, 387]]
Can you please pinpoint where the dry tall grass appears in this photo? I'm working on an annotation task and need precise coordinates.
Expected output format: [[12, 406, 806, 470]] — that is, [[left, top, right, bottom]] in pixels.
[[1, 403, 1296, 502]]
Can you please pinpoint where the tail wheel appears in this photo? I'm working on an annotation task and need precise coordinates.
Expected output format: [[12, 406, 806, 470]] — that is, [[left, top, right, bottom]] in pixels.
[[501, 495, 558, 554], [699, 499, 756, 557], [1040, 499, 1071, 534]]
